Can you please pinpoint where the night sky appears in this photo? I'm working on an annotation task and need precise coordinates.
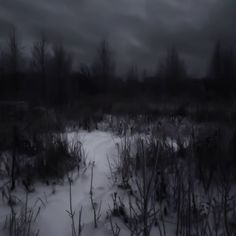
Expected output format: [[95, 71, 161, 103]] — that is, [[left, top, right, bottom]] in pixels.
[[0, 0, 235, 76]]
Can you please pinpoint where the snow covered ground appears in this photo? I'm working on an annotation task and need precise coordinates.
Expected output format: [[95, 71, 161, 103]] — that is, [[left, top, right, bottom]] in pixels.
[[0, 131, 130, 236], [1, 118, 235, 236], [0, 130, 200, 236]]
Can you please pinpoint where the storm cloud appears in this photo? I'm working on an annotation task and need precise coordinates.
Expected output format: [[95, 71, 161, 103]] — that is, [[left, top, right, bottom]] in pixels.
[[0, 0, 235, 76]]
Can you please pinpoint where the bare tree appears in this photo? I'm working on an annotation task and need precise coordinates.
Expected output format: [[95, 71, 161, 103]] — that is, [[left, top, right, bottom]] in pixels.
[[126, 64, 139, 82], [92, 40, 115, 91], [209, 41, 235, 81], [159, 47, 187, 82], [50, 41, 72, 105], [6, 28, 22, 94], [31, 33, 50, 101], [0, 49, 6, 98]]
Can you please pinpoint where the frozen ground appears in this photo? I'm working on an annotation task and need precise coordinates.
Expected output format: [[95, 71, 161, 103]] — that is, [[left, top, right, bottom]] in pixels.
[[37, 131, 122, 236], [1, 118, 235, 236], [0, 130, 178, 236], [0, 131, 126, 235]]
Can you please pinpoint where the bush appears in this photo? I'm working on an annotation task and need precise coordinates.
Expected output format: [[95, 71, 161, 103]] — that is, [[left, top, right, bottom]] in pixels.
[[35, 134, 85, 180], [0, 132, 86, 187]]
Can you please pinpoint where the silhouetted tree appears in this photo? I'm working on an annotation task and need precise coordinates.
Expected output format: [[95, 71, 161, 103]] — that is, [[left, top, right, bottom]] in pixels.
[[6, 28, 22, 95], [157, 47, 187, 97], [31, 33, 50, 102], [126, 64, 139, 82], [223, 48, 235, 82], [92, 40, 115, 92], [125, 64, 140, 97], [78, 63, 94, 94], [141, 68, 148, 82], [159, 47, 187, 82], [209, 41, 235, 81], [0, 49, 6, 98], [50, 41, 72, 106]]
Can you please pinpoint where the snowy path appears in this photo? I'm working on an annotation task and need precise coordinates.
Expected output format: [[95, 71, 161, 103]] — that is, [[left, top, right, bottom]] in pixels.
[[37, 131, 119, 236]]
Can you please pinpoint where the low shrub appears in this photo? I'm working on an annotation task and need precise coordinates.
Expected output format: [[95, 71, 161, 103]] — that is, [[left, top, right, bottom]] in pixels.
[[35, 134, 85, 180]]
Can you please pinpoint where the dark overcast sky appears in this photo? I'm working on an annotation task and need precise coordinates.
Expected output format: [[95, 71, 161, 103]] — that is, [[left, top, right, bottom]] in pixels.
[[0, 0, 236, 76]]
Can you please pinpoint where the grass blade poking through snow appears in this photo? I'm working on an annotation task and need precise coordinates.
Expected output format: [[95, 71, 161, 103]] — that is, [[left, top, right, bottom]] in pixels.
[[66, 177, 83, 236]]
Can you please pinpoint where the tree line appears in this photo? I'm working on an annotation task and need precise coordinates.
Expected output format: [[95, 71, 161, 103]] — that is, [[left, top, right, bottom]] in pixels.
[[0, 28, 235, 108]]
